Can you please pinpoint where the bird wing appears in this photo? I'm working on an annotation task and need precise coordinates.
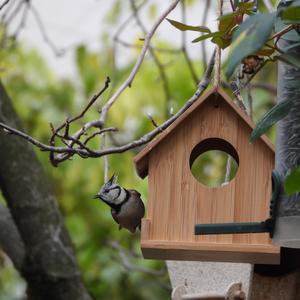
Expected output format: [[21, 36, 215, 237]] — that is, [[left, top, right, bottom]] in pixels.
[[128, 189, 141, 197]]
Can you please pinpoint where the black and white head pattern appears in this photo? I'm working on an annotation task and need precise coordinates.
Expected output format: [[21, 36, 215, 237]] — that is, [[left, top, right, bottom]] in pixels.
[[97, 174, 126, 205]]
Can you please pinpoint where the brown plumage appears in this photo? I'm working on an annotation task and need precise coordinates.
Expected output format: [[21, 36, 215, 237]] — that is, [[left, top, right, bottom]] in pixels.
[[111, 189, 145, 233], [93, 174, 145, 233]]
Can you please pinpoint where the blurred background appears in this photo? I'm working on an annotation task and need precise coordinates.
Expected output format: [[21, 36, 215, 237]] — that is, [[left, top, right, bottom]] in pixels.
[[0, 0, 277, 299]]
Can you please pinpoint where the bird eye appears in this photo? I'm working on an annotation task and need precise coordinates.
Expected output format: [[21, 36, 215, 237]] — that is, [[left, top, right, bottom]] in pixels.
[[104, 189, 109, 194]]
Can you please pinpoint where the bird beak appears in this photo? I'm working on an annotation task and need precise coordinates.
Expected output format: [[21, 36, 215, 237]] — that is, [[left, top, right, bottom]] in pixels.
[[93, 194, 99, 199]]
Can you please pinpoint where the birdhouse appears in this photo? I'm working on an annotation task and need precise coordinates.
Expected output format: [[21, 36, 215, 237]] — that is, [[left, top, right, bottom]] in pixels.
[[134, 87, 280, 264]]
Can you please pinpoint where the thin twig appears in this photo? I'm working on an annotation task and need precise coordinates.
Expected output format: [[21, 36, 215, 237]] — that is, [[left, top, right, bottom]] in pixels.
[[200, 0, 211, 70], [49, 77, 111, 147], [83, 128, 117, 146], [230, 81, 248, 113], [110, 0, 149, 95], [146, 113, 160, 129], [129, 0, 172, 118], [247, 85, 253, 120], [0, 2, 216, 167], [2, 0, 23, 24], [181, 0, 198, 85], [213, 0, 223, 88], [99, 0, 180, 126], [0, 0, 10, 11], [12, 1, 29, 39], [29, 3, 65, 57], [0, 48, 216, 164], [52, 0, 181, 164], [223, 155, 232, 184], [101, 132, 108, 182]]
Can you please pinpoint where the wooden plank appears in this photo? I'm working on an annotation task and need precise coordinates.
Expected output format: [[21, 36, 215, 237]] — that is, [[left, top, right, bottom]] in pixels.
[[138, 90, 276, 263], [141, 240, 280, 264]]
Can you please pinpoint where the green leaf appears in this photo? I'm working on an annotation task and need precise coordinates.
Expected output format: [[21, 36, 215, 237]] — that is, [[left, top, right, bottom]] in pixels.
[[226, 13, 276, 79], [285, 166, 300, 195], [250, 100, 293, 143], [166, 19, 211, 33], [192, 32, 222, 43], [211, 36, 231, 49], [281, 5, 300, 23], [219, 14, 237, 33], [275, 53, 300, 68]]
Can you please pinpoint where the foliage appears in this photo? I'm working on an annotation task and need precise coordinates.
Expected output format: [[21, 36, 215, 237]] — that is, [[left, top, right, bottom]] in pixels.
[[168, 2, 255, 49], [0, 33, 206, 298], [0, 0, 297, 298], [168, 1, 300, 148], [285, 166, 300, 195], [225, 12, 276, 79], [250, 99, 293, 143]]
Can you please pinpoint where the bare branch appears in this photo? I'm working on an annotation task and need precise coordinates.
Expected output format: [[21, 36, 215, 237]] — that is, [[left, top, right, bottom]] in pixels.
[[29, 3, 65, 57], [2, 0, 24, 24], [200, 0, 211, 70], [48, 77, 111, 155], [0, 47, 216, 165], [12, 1, 29, 39], [83, 128, 118, 146], [230, 81, 248, 114], [100, 0, 180, 124], [0, 0, 10, 11], [0, 204, 25, 271], [54, 47, 216, 164], [0, 1, 218, 168], [180, 0, 198, 85], [247, 85, 254, 120], [129, 0, 172, 118], [213, 0, 223, 89], [146, 113, 160, 129]]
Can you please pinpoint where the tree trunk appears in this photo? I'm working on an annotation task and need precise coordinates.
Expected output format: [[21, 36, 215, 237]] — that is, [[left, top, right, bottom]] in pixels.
[[250, 1, 300, 298], [0, 82, 92, 300]]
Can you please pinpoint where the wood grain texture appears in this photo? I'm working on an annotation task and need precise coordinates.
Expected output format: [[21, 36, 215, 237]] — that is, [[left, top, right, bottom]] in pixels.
[[135, 88, 279, 263], [134, 87, 275, 179], [141, 240, 280, 264]]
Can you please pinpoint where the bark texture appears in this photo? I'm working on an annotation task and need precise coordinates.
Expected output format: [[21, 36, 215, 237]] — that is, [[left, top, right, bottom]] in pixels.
[[250, 2, 300, 298], [0, 82, 92, 300], [275, 40, 300, 217], [0, 204, 25, 270]]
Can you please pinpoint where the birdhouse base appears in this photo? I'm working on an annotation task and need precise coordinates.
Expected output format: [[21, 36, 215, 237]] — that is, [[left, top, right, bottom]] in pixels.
[[141, 240, 280, 264], [141, 219, 280, 264]]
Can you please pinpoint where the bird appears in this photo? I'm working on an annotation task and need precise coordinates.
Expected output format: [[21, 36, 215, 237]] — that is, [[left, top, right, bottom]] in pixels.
[[93, 174, 145, 233]]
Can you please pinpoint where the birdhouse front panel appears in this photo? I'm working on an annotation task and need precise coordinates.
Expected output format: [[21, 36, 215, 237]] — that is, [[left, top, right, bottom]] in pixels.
[[135, 88, 280, 264]]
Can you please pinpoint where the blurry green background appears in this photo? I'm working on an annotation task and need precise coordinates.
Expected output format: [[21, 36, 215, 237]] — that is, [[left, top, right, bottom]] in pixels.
[[0, 1, 277, 299]]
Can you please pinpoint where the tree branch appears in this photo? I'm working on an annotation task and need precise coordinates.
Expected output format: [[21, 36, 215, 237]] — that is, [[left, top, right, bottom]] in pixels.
[[0, 0, 10, 11], [0, 47, 216, 165], [0, 82, 92, 300], [0, 203, 25, 271], [129, 0, 172, 118], [181, 0, 199, 85]]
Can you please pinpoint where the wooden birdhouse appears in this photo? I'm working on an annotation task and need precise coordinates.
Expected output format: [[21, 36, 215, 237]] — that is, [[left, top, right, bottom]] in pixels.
[[134, 87, 280, 264]]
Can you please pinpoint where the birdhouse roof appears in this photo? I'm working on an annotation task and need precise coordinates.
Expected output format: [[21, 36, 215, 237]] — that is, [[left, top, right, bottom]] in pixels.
[[134, 87, 275, 178]]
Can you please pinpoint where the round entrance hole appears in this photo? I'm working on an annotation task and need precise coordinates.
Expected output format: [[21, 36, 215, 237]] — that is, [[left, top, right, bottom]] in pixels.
[[189, 138, 239, 188]]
